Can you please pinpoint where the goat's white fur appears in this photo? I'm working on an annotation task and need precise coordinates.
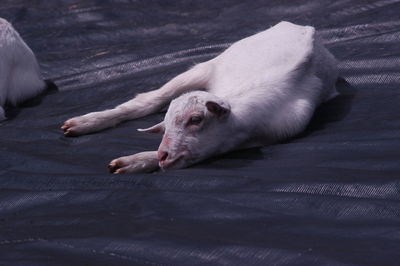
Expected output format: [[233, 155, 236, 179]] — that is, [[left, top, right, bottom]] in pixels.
[[62, 21, 338, 174], [0, 18, 45, 120]]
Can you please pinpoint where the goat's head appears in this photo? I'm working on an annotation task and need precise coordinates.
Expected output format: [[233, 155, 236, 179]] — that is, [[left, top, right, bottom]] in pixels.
[[139, 91, 231, 170]]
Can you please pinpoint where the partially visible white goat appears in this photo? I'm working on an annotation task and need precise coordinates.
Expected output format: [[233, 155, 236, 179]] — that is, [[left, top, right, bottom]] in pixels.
[[62, 21, 338, 173], [0, 18, 45, 120]]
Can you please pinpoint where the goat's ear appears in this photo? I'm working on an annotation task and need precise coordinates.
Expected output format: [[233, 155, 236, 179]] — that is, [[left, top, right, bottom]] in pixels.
[[137, 121, 165, 134], [206, 101, 230, 118]]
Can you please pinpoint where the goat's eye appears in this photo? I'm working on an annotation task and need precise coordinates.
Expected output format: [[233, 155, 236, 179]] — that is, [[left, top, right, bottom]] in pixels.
[[188, 116, 203, 125]]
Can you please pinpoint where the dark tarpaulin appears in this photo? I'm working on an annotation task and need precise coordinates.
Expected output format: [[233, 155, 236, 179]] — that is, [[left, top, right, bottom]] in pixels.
[[0, 0, 400, 265]]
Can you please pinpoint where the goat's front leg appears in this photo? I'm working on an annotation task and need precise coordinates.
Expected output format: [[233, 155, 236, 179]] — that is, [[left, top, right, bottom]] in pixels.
[[62, 62, 211, 136], [61, 91, 170, 136], [61, 108, 126, 136], [108, 151, 159, 174]]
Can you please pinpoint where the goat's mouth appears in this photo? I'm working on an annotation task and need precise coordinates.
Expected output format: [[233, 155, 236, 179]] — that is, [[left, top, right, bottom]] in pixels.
[[159, 154, 186, 170]]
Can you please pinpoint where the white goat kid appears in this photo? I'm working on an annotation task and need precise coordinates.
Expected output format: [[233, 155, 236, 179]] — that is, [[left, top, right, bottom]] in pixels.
[[62, 21, 338, 174], [0, 18, 45, 120]]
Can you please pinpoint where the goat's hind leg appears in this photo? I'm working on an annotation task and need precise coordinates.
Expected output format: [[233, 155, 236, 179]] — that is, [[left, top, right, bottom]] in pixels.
[[62, 62, 211, 136]]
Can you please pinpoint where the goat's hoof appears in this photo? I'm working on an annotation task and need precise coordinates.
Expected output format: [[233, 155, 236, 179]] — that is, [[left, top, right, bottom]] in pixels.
[[108, 160, 126, 174]]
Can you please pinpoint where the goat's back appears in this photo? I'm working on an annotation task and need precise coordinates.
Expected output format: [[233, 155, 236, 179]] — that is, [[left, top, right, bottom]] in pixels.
[[205, 21, 338, 141], [208, 21, 316, 99]]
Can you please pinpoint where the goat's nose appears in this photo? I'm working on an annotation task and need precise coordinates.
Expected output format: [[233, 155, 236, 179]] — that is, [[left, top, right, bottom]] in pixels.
[[158, 150, 169, 163]]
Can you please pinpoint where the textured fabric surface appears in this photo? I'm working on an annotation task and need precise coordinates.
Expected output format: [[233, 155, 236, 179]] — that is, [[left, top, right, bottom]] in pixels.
[[1, 1, 400, 265]]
